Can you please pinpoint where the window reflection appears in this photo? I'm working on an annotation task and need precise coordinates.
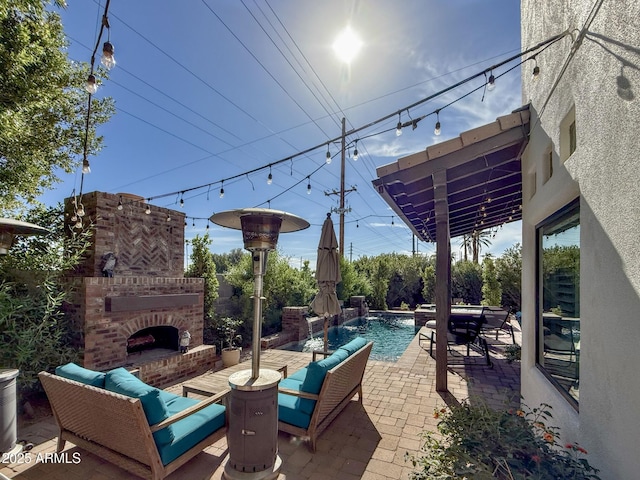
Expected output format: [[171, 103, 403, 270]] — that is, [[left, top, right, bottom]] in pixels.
[[537, 200, 580, 404]]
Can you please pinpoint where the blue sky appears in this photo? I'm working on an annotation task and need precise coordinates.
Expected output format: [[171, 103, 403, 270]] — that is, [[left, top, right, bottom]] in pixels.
[[43, 0, 524, 266]]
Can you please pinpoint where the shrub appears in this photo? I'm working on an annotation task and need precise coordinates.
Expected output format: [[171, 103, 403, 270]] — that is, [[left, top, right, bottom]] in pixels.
[[406, 399, 600, 479]]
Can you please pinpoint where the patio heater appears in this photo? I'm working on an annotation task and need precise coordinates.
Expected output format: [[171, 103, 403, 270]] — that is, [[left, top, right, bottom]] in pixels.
[[209, 208, 309, 480], [0, 219, 49, 458]]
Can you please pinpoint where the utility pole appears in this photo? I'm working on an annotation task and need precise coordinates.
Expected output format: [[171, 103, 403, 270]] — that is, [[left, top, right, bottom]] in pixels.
[[324, 117, 357, 258], [339, 117, 346, 258], [349, 242, 353, 262]]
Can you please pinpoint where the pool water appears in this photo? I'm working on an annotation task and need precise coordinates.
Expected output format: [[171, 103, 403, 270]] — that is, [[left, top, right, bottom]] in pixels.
[[283, 315, 418, 362]]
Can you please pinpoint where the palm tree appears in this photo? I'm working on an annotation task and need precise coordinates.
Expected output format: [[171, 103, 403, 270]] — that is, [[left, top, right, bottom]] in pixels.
[[461, 234, 472, 261], [472, 230, 493, 263]]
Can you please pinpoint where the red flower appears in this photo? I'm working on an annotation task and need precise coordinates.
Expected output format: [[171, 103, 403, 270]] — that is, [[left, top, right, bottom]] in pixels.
[[565, 443, 574, 449], [543, 432, 554, 443], [577, 446, 588, 454]]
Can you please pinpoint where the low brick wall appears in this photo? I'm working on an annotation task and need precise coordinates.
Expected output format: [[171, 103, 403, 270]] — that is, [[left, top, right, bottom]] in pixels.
[[135, 345, 217, 388]]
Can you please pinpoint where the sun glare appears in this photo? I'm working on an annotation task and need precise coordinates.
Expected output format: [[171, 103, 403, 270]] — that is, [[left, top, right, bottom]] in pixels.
[[332, 26, 363, 64]]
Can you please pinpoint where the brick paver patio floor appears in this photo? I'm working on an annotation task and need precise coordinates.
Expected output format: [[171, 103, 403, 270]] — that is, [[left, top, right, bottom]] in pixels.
[[1, 324, 520, 480]]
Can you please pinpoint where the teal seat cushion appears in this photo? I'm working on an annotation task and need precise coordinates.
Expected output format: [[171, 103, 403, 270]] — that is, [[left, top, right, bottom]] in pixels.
[[287, 367, 308, 383], [301, 348, 348, 394], [156, 397, 226, 466], [55, 363, 105, 388], [338, 337, 367, 356], [279, 377, 316, 415], [105, 368, 174, 445], [278, 392, 312, 429]]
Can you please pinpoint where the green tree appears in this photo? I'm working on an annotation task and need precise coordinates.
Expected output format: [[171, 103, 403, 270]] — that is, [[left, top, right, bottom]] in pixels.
[[471, 230, 493, 263], [451, 260, 482, 304], [481, 254, 502, 306], [421, 264, 436, 303], [225, 250, 316, 338], [185, 233, 219, 321], [0, 204, 91, 395], [495, 243, 522, 310], [336, 256, 372, 303], [0, 0, 114, 212], [211, 248, 244, 274]]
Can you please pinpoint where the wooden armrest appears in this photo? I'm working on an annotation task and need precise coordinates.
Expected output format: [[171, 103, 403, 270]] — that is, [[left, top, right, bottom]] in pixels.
[[312, 349, 334, 361], [277, 387, 319, 401], [150, 388, 229, 432]]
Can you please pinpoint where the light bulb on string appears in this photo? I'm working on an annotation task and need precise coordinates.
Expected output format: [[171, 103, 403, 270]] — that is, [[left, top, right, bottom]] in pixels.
[[166, 214, 171, 222], [117, 196, 123, 211], [219, 185, 225, 198], [532, 58, 540, 80], [391, 216, 394, 226], [192, 219, 196, 228], [74, 220, 83, 230], [434, 110, 441, 136], [267, 166, 273, 185], [487, 71, 496, 91], [145, 205, 151, 215], [101, 41, 116, 70], [76, 204, 85, 217], [396, 113, 403, 136], [206, 222, 210, 231], [82, 159, 91, 174], [356, 221, 359, 228], [85, 74, 98, 94], [307, 177, 311, 194], [180, 195, 184, 208], [353, 140, 359, 161], [326, 145, 331, 164]]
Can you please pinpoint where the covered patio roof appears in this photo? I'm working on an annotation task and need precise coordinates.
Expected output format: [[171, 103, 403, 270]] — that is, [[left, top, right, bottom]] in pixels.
[[372, 105, 530, 242]]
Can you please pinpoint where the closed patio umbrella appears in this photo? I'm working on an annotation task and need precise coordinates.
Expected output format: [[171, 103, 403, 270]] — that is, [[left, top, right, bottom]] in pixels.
[[310, 213, 342, 352]]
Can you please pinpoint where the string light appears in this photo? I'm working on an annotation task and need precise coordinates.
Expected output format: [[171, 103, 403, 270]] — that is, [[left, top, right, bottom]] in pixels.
[[391, 216, 395, 226], [180, 195, 184, 208], [84, 74, 97, 94], [101, 41, 116, 70], [220, 181, 225, 198], [396, 112, 403, 136], [124, 32, 567, 210], [166, 214, 171, 222], [267, 166, 273, 185], [145, 205, 151, 215], [82, 159, 91, 174], [434, 110, 441, 136], [532, 58, 540, 79], [306, 176, 311, 194], [487, 71, 496, 91], [117, 196, 123, 210], [353, 140, 359, 161]]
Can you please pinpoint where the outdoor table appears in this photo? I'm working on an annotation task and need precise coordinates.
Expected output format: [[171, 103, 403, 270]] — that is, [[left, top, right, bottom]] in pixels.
[[182, 362, 288, 399]]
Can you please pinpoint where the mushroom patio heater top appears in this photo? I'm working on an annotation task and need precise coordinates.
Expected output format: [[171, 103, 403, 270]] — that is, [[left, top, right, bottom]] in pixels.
[[0, 218, 50, 255], [210, 208, 309, 379]]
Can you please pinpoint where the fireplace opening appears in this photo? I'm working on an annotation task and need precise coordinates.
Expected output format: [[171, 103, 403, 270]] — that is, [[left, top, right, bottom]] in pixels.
[[127, 326, 179, 354]]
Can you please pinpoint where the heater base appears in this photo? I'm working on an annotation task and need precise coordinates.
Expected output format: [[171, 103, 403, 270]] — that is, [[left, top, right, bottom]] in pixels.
[[222, 454, 282, 480]]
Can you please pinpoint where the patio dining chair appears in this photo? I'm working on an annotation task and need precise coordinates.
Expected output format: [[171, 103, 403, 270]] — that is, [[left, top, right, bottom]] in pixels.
[[423, 313, 492, 366], [480, 306, 516, 344]]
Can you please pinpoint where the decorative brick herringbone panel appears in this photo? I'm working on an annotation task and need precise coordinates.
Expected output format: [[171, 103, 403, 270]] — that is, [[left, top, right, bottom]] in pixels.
[[65, 191, 185, 277]]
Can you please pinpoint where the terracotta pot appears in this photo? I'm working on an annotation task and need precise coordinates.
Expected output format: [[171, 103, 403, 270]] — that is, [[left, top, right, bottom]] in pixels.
[[221, 347, 241, 367]]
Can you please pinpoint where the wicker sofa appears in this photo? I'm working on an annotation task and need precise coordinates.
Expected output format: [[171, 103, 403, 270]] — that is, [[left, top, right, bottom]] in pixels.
[[39, 364, 227, 480], [277, 337, 373, 451]]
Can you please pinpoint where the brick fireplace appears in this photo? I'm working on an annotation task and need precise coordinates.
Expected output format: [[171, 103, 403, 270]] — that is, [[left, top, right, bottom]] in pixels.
[[64, 191, 216, 387]]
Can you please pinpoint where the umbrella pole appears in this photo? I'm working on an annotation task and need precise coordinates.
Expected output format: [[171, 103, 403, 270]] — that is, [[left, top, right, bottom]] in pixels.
[[323, 315, 329, 353]]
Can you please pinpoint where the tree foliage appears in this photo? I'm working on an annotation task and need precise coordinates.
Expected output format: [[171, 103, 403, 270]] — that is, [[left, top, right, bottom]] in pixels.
[[211, 248, 244, 274], [224, 250, 316, 339], [0, 204, 91, 395], [481, 255, 502, 306], [0, 0, 114, 212], [495, 243, 522, 310], [452, 260, 483, 304], [184, 233, 219, 321]]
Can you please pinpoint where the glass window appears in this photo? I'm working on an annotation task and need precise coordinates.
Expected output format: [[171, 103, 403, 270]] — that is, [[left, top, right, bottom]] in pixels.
[[536, 199, 580, 406]]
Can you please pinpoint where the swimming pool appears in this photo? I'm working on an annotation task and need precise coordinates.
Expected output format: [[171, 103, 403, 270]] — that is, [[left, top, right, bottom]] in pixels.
[[281, 314, 418, 362]]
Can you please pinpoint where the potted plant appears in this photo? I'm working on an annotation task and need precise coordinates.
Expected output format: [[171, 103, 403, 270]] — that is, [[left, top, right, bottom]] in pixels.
[[220, 317, 243, 367]]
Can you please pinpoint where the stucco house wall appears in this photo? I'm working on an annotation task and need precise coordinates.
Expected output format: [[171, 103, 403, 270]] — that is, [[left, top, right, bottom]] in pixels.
[[520, 1, 640, 478]]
